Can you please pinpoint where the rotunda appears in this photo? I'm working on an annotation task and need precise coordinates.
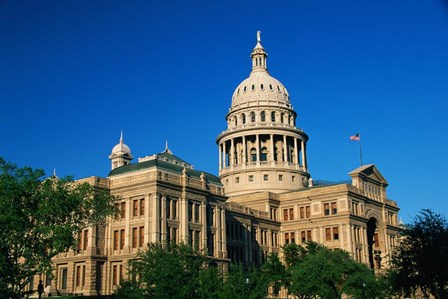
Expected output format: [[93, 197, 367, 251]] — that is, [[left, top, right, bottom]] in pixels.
[[216, 32, 310, 196]]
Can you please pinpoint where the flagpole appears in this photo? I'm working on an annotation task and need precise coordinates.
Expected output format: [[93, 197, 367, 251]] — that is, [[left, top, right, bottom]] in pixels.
[[359, 133, 363, 166]]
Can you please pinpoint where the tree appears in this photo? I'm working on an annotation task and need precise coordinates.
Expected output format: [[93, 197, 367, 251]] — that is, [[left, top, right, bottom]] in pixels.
[[219, 263, 268, 299], [261, 253, 287, 296], [0, 157, 117, 298], [285, 242, 383, 299], [387, 209, 448, 299], [125, 242, 221, 299]]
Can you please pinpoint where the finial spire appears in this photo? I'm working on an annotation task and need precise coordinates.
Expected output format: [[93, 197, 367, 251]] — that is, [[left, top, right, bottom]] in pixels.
[[120, 130, 123, 143], [53, 168, 57, 177], [257, 30, 261, 43], [164, 140, 172, 154]]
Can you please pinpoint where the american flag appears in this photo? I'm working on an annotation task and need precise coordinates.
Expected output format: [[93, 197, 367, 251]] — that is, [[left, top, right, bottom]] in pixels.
[[350, 133, 360, 141]]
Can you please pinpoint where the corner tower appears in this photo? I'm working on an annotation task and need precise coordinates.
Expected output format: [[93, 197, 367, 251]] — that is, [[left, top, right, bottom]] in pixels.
[[109, 131, 133, 170], [217, 32, 310, 197]]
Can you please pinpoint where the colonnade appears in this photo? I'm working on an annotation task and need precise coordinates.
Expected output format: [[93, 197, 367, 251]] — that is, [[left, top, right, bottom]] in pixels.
[[218, 133, 307, 172]]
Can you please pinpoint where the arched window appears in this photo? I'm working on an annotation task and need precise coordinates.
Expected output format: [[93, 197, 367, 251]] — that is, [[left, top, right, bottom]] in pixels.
[[281, 113, 284, 123], [250, 148, 257, 162], [260, 147, 268, 162], [234, 116, 237, 126], [250, 112, 256, 123], [271, 111, 275, 122], [242, 113, 246, 124], [261, 111, 266, 122]]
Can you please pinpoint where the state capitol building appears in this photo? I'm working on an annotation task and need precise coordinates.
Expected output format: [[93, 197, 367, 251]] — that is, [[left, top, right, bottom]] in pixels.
[[41, 33, 401, 296]]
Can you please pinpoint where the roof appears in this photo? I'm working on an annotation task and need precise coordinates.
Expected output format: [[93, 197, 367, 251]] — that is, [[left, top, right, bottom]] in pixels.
[[108, 151, 222, 184], [348, 164, 388, 185]]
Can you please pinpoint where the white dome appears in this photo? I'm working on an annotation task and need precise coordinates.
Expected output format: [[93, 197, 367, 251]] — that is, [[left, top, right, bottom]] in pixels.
[[231, 71, 290, 106], [110, 131, 132, 156]]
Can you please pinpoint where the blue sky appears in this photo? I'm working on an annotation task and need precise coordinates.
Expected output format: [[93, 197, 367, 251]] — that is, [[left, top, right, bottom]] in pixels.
[[1, 1, 447, 223]]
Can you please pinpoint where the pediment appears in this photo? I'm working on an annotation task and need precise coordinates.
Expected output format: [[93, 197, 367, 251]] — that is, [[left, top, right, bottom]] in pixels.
[[348, 164, 388, 186]]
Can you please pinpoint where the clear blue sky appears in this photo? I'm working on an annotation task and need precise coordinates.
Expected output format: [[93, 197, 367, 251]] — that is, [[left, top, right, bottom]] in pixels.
[[1, 1, 447, 223]]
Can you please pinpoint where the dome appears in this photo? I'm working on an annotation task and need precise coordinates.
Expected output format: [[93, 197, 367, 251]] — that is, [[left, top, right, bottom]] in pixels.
[[230, 31, 291, 109], [231, 71, 290, 106], [110, 131, 132, 156]]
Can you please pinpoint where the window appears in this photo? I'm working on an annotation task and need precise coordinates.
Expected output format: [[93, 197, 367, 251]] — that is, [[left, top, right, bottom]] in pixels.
[[121, 202, 126, 219], [248, 175, 254, 182], [283, 209, 289, 221], [289, 208, 294, 220], [140, 199, 145, 216], [250, 148, 257, 162], [374, 233, 379, 247], [260, 147, 267, 161], [112, 265, 118, 286], [283, 208, 294, 221], [285, 232, 295, 244], [234, 116, 237, 126], [132, 227, 138, 248], [77, 232, 82, 251], [139, 226, 144, 247], [194, 203, 200, 223], [271, 111, 275, 122], [263, 174, 269, 181], [120, 229, 125, 249], [269, 84, 273, 90], [261, 111, 266, 122], [235, 177, 240, 183], [76, 265, 81, 287], [326, 227, 339, 241], [61, 268, 68, 289], [133, 200, 138, 217], [300, 206, 311, 219], [285, 233, 289, 244], [281, 113, 284, 123], [278, 174, 283, 181], [250, 112, 255, 122], [333, 227, 339, 240], [324, 202, 337, 216], [114, 230, 118, 250], [260, 84, 264, 90], [251, 84, 255, 91], [83, 230, 88, 250], [242, 113, 246, 124]]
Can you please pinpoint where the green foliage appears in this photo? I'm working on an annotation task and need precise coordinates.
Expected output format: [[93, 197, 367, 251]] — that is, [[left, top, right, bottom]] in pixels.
[[387, 209, 448, 299], [124, 242, 219, 299], [261, 253, 287, 296], [0, 157, 117, 298], [220, 264, 268, 299], [284, 242, 383, 299]]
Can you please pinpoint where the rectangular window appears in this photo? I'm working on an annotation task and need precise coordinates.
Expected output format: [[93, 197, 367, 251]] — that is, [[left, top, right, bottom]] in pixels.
[[172, 200, 177, 219], [248, 175, 254, 182], [140, 199, 145, 216], [112, 265, 118, 286], [306, 206, 311, 218], [331, 202, 337, 215], [76, 265, 81, 286], [82, 265, 85, 286], [121, 202, 126, 219], [374, 233, 379, 247], [83, 230, 88, 250], [307, 230, 312, 241], [172, 227, 177, 244], [301, 231, 306, 242], [139, 226, 144, 247], [194, 203, 200, 223], [283, 209, 288, 221], [133, 200, 138, 217], [289, 208, 294, 220], [132, 227, 138, 248], [188, 202, 193, 221], [77, 232, 82, 251], [235, 177, 240, 183], [333, 227, 339, 240], [113, 230, 118, 250], [263, 174, 268, 181], [120, 229, 125, 249], [285, 233, 289, 244], [61, 268, 68, 289], [325, 228, 331, 241], [290, 232, 295, 244], [300, 207, 305, 219], [278, 174, 283, 181], [324, 203, 330, 216]]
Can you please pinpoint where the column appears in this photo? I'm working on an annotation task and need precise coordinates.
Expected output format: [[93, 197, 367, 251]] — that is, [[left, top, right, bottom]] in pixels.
[[346, 225, 353, 256], [201, 202, 207, 252], [161, 195, 167, 243], [247, 225, 253, 264], [230, 138, 235, 167], [223, 141, 227, 168], [151, 194, 160, 243], [216, 207, 222, 258], [221, 209, 227, 258], [270, 134, 275, 164], [145, 194, 150, 245], [219, 143, 222, 171], [362, 227, 368, 263], [301, 140, 307, 171], [242, 136, 247, 165], [255, 134, 260, 164], [294, 137, 298, 165], [244, 224, 249, 263], [283, 135, 288, 163]]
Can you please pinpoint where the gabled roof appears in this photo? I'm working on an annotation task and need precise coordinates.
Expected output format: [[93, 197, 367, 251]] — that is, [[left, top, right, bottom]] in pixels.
[[108, 150, 221, 184], [348, 164, 388, 186]]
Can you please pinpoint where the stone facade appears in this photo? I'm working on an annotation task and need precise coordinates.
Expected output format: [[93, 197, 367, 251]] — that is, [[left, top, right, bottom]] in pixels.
[[33, 32, 400, 296]]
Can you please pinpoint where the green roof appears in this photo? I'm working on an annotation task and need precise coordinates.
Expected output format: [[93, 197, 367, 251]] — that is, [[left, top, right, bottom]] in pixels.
[[109, 151, 222, 184]]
